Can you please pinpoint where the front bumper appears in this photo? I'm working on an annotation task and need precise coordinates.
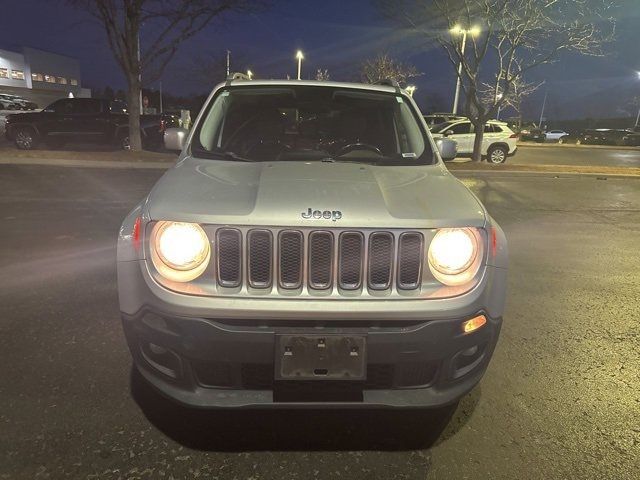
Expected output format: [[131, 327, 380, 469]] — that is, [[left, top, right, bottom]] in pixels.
[[123, 309, 502, 409], [118, 233, 507, 408]]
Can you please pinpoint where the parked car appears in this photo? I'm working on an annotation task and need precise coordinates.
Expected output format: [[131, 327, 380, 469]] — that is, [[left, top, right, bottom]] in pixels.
[[1, 93, 38, 110], [621, 126, 640, 146], [557, 133, 579, 144], [431, 119, 518, 163], [4, 98, 175, 150], [0, 93, 21, 110], [117, 79, 508, 411], [544, 130, 569, 142], [577, 129, 631, 146], [518, 124, 545, 142], [424, 112, 466, 127]]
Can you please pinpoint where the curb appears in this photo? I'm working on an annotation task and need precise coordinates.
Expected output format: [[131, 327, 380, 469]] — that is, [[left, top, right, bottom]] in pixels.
[[0, 157, 174, 169], [450, 169, 640, 179], [517, 143, 640, 151]]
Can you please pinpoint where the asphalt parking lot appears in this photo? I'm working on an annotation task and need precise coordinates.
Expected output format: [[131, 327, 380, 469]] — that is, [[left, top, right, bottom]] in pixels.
[[0, 164, 638, 479]]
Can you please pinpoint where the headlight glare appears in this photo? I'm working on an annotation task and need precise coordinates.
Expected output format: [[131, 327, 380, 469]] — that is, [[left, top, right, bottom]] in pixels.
[[428, 228, 482, 286], [151, 221, 210, 282]]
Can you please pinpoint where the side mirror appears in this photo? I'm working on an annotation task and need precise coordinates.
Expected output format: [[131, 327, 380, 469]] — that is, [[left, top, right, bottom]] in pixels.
[[443, 130, 453, 137], [436, 138, 457, 161], [164, 127, 189, 152]]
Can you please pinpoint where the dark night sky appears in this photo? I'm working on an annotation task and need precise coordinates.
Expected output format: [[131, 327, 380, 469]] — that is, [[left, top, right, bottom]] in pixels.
[[1, 0, 639, 120]]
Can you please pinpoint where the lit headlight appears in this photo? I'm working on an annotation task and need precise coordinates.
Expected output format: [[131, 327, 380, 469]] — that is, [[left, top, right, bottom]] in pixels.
[[428, 228, 482, 286], [150, 221, 210, 282]]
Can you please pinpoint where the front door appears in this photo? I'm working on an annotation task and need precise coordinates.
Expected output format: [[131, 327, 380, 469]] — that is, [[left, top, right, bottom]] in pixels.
[[446, 121, 474, 154]]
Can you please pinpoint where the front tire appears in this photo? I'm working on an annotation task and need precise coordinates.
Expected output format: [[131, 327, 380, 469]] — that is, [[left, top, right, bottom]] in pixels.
[[14, 127, 38, 150], [487, 145, 508, 164]]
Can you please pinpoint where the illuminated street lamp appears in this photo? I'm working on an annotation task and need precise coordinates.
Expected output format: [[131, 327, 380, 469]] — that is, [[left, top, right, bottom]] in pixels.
[[496, 92, 503, 120], [247, 69, 253, 80], [450, 25, 480, 114], [296, 50, 304, 80], [405, 85, 417, 97]]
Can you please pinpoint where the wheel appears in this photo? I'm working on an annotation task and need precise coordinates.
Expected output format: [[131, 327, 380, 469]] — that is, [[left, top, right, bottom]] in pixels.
[[576, 139, 582, 145], [14, 127, 38, 150], [558, 136, 567, 144], [487, 145, 508, 164]]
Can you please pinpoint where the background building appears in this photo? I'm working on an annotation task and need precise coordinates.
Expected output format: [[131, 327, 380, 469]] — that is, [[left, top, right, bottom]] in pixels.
[[0, 46, 90, 108]]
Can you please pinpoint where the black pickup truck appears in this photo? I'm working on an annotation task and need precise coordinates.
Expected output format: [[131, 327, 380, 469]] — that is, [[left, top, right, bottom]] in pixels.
[[4, 98, 174, 150]]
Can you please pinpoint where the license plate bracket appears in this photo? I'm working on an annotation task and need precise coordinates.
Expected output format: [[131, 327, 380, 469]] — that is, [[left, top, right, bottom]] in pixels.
[[275, 335, 366, 381]]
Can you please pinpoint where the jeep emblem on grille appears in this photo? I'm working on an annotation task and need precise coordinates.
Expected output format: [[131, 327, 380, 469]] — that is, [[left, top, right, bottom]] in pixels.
[[301, 208, 342, 222]]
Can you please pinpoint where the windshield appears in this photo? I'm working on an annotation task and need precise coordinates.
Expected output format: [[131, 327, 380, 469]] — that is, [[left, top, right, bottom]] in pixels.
[[191, 85, 433, 165], [431, 121, 456, 133]]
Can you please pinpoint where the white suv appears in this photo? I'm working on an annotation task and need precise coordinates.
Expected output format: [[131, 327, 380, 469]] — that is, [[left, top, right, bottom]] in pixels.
[[431, 120, 517, 163]]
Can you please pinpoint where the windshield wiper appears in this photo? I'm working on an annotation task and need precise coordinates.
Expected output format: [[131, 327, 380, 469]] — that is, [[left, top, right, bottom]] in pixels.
[[197, 150, 254, 162]]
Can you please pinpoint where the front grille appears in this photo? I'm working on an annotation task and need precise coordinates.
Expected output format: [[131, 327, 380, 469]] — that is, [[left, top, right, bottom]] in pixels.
[[397, 232, 424, 289], [216, 228, 242, 287], [339, 232, 364, 289], [279, 231, 303, 288], [248, 230, 272, 288], [214, 228, 424, 295], [368, 232, 394, 290], [308, 231, 334, 289]]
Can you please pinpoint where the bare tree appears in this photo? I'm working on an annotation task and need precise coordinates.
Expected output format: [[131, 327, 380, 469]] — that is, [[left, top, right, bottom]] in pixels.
[[316, 69, 331, 81], [480, 71, 543, 127], [188, 50, 250, 89], [68, 0, 268, 151], [378, 0, 615, 161], [360, 53, 421, 87]]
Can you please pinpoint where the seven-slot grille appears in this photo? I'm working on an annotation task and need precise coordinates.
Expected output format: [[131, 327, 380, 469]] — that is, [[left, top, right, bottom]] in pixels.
[[215, 228, 424, 294]]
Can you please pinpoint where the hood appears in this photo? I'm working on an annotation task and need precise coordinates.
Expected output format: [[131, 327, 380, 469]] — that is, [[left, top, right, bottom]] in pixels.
[[146, 157, 486, 229]]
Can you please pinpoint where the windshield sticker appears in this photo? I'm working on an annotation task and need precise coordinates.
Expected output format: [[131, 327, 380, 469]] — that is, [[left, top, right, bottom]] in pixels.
[[402, 152, 417, 158], [396, 96, 403, 103]]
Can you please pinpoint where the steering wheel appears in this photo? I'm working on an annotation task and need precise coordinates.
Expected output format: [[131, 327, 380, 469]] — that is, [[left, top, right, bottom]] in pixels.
[[335, 143, 382, 157]]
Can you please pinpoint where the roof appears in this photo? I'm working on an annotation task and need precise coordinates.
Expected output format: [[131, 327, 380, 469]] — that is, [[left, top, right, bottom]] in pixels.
[[222, 78, 401, 94]]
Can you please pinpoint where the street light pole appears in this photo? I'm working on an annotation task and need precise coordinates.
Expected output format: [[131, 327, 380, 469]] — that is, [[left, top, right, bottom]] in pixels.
[[450, 25, 479, 115], [452, 30, 467, 115], [296, 50, 304, 80], [539, 89, 548, 128], [226, 50, 230, 78]]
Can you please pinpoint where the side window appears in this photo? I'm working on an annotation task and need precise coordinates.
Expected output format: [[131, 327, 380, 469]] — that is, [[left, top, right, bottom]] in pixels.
[[53, 100, 74, 114], [484, 124, 495, 133], [449, 122, 471, 134], [71, 99, 102, 114]]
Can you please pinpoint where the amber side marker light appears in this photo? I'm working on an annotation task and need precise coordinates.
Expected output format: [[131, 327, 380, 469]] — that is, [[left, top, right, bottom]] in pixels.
[[462, 314, 487, 334]]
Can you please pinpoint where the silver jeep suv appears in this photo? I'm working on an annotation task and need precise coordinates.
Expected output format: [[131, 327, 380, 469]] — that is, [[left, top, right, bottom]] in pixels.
[[117, 79, 508, 408]]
